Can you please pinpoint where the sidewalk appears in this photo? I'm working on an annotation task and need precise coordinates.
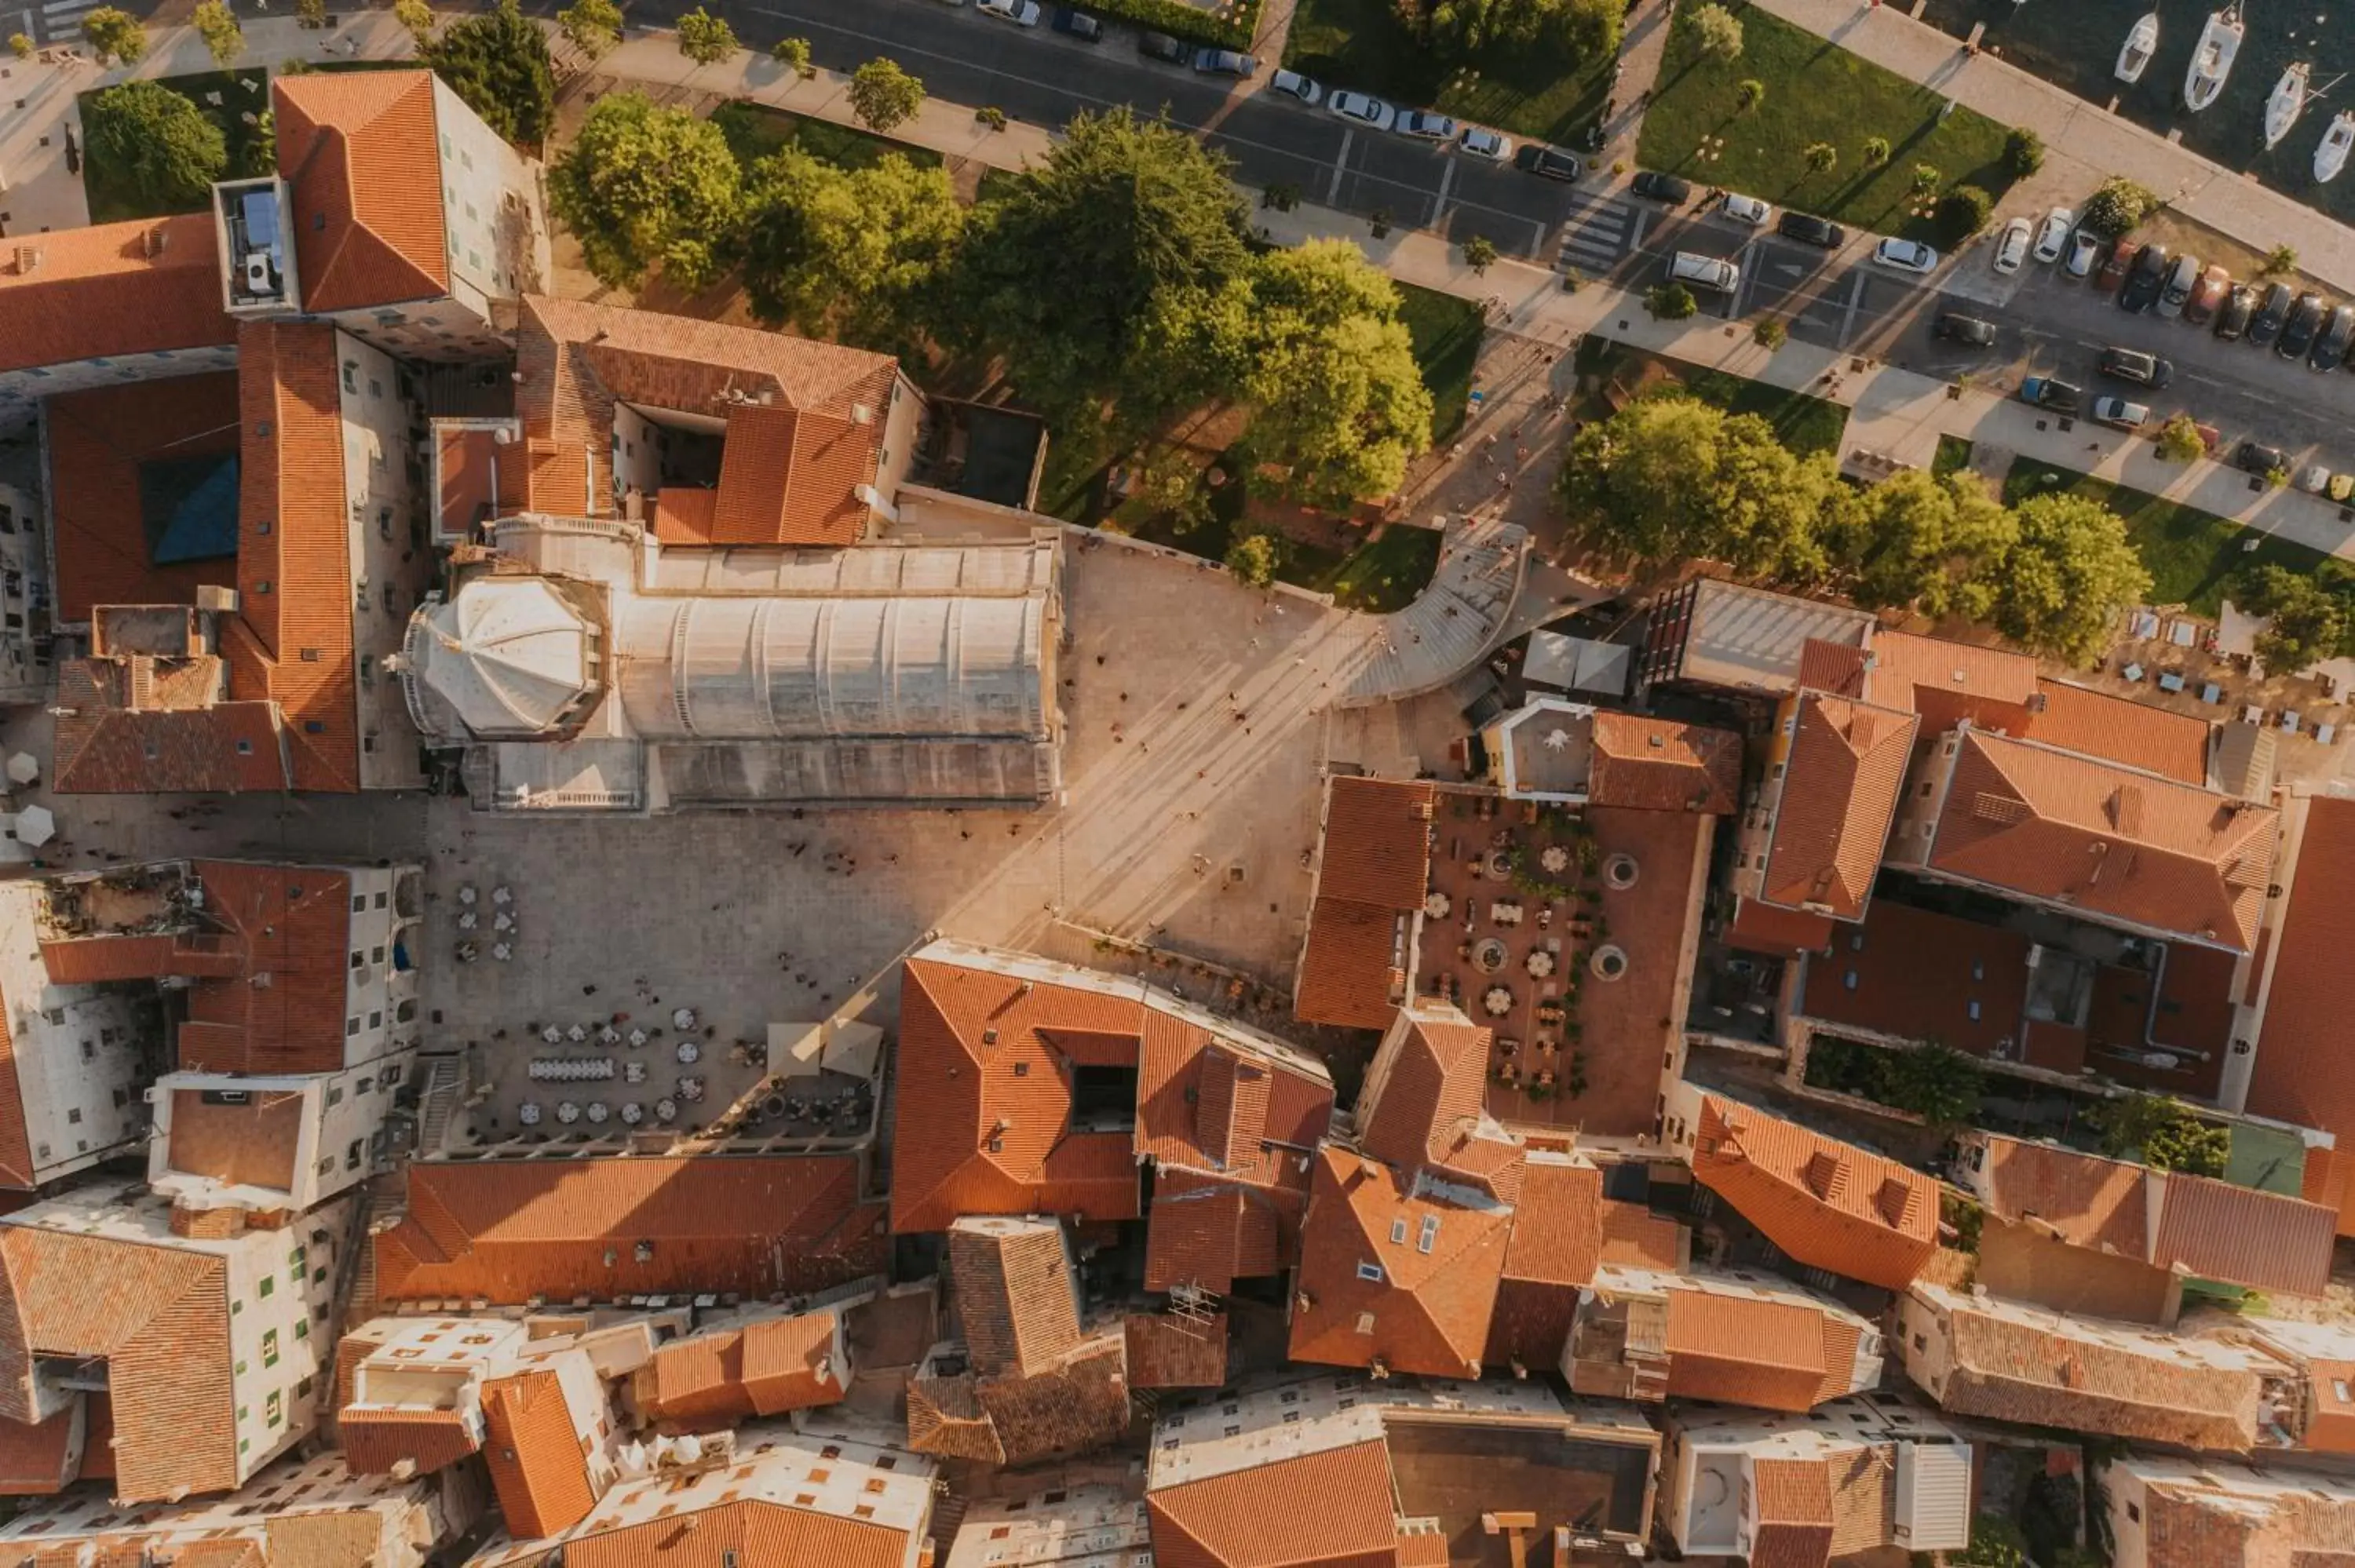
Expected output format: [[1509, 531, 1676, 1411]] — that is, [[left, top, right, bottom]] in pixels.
[[1748, 0, 2355, 294]]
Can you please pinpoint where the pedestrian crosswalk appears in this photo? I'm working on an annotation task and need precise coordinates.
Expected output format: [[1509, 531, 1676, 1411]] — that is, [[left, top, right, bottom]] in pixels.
[[31, 0, 100, 45], [1555, 192, 1634, 279]]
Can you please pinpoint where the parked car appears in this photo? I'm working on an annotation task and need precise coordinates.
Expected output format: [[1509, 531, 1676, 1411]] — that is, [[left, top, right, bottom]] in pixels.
[[2098, 347, 2173, 388], [2315, 303, 2355, 369], [2033, 207, 2074, 264], [1992, 217, 2032, 275], [2062, 228, 2101, 279], [1269, 67, 1320, 103], [2249, 281, 2297, 345], [2185, 265, 2233, 328], [1933, 312, 1998, 346], [1513, 144, 1583, 181], [1776, 211, 1845, 248], [2021, 376, 2082, 414], [2117, 244, 2170, 312], [2155, 252, 2200, 319], [1723, 193, 1772, 226], [1630, 170, 1694, 205], [1397, 109, 1458, 140], [2214, 284, 2258, 341], [977, 0, 1042, 21], [1194, 47, 1257, 75], [1050, 5, 1101, 37], [2091, 396, 2151, 430], [1874, 236, 1939, 274], [1459, 126, 1513, 161], [2236, 440, 2289, 476], [1138, 30, 1188, 60], [2096, 237, 2139, 292], [1327, 90, 1396, 130], [1670, 251, 1741, 293], [2280, 293, 2328, 359]]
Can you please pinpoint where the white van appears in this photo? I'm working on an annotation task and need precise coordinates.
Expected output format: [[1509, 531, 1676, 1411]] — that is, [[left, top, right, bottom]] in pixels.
[[1670, 251, 1740, 293]]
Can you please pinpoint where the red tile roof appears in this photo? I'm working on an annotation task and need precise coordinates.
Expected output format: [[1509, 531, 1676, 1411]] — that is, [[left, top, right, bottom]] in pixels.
[[1689, 1093, 1937, 1290], [565, 1501, 915, 1568], [42, 374, 244, 623], [646, 406, 874, 548], [1288, 1146, 1509, 1380], [1482, 1155, 1605, 1371], [1760, 694, 1917, 919], [1927, 731, 2275, 950], [1725, 896, 1835, 958], [2018, 681, 2212, 786], [1293, 900, 1408, 1030], [337, 1405, 479, 1475], [0, 216, 234, 377], [273, 72, 449, 314], [49, 662, 291, 796], [1125, 1310, 1229, 1388], [1661, 1289, 1842, 1412], [376, 1154, 886, 1304], [1795, 899, 2032, 1061], [1976, 1136, 2149, 1255], [481, 1369, 596, 1540], [1297, 779, 1436, 1028], [0, 1406, 82, 1497], [949, 1216, 1079, 1380], [1751, 1456, 1837, 1568], [1144, 1168, 1302, 1294], [2250, 797, 2355, 1183], [2151, 1173, 2335, 1297], [1146, 1435, 1400, 1568], [1358, 1008, 1513, 1196], [1587, 713, 1741, 813], [633, 1308, 845, 1429]]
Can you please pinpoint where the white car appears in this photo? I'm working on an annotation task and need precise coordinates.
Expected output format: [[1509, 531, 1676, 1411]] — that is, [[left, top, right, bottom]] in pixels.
[[1271, 67, 1322, 105], [2033, 206, 2074, 264], [977, 0, 1040, 21], [1397, 109, 1459, 140], [1459, 126, 1513, 161], [1874, 236, 1939, 274], [1328, 90, 1396, 131], [2065, 228, 2101, 279], [1722, 193, 1771, 226], [1992, 217, 2032, 275]]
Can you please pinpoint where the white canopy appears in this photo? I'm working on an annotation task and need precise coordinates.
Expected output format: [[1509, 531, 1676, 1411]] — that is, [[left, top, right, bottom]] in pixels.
[[413, 578, 597, 737]]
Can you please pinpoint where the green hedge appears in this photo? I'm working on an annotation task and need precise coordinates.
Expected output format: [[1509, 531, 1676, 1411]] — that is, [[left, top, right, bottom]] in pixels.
[[1086, 0, 1258, 49]]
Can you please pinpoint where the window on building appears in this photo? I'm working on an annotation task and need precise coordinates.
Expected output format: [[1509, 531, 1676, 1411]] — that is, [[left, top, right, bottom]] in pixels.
[[2126, 1503, 2141, 1524], [257, 1275, 274, 1300], [295, 1318, 309, 1341], [1389, 1218, 1408, 1245], [262, 1329, 279, 1368], [1354, 1312, 1376, 1335], [1417, 1215, 1440, 1253], [1355, 1261, 1383, 1283], [265, 1391, 282, 1428]]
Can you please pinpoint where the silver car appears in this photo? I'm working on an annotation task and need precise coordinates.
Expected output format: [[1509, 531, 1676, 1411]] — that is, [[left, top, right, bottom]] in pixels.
[[1397, 109, 1459, 140], [1459, 126, 1513, 161], [1270, 67, 1322, 105], [1328, 90, 1396, 131]]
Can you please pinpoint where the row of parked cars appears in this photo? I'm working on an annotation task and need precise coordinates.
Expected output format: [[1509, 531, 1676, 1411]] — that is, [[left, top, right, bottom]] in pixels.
[[1625, 177, 1944, 296]]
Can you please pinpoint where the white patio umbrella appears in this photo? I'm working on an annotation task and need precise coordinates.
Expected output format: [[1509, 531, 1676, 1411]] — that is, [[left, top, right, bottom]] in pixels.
[[14, 805, 55, 847], [5, 753, 37, 786]]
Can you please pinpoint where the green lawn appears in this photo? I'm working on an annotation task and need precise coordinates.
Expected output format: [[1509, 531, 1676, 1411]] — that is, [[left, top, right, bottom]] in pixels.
[[1283, 0, 1616, 144], [1311, 523, 1444, 611], [2002, 461, 2324, 616], [711, 100, 943, 173], [1572, 337, 1846, 457], [78, 68, 272, 224], [1638, 5, 2019, 245], [1397, 283, 1486, 444], [1933, 433, 1975, 479]]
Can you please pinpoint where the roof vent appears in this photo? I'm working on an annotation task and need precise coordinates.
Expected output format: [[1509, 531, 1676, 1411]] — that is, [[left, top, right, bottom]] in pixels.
[[852, 404, 874, 425], [12, 245, 42, 276], [143, 224, 167, 257], [982, 1028, 998, 1045]]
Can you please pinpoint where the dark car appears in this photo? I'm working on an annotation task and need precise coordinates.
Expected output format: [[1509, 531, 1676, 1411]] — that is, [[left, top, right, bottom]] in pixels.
[[1050, 5, 1101, 39], [1933, 312, 1998, 347], [2021, 377, 2083, 414], [1137, 30, 1188, 61], [2215, 284, 2258, 341], [1513, 144, 1583, 181], [2095, 238, 2138, 292], [2118, 244, 2171, 313], [2098, 347, 2174, 388], [1630, 170, 1693, 206], [2249, 282, 2296, 346], [2279, 293, 2328, 359], [2314, 304, 2355, 370], [2236, 440, 2289, 476], [1776, 210, 1846, 249]]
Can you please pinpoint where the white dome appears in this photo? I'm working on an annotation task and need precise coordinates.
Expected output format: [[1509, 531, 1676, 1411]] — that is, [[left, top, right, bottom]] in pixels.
[[415, 578, 594, 736]]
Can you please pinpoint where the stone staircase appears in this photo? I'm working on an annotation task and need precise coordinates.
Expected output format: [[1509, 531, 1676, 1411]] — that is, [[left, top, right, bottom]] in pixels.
[[414, 1055, 463, 1157], [1337, 517, 1532, 709]]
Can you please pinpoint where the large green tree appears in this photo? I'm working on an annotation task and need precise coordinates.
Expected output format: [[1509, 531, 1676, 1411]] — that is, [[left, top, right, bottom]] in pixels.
[[739, 148, 966, 356], [849, 57, 924, 132], [547, 91, 742, 291], [953, 108, 1254, 425], [1838, 469, 2017, 622], [1987, 491, 2152, 664], [2098, 1094, 2229, 1177], [557, 0, 623, 57], [422, 0, 557, 146], [2244, 562, 2353, 673], [79, 5, 144, 64], [82, 81, 225, 213], [1555, 395, 1852, 584], [1394, 0, 1620, 56], [1232, 240, 1433, 506]]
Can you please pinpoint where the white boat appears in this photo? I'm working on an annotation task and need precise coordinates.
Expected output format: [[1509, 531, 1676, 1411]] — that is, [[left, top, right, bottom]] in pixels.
[[2116, 12, 2159, 84], [2185, 3, 2246, 113], [2319, 111, 2355, 181], [2266, 61, 2312, 148]]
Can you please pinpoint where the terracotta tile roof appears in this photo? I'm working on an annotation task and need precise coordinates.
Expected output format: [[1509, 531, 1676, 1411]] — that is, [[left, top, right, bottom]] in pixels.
[[1358, 1008, 1513, 1195], [1725, 896, 1835, 957], [173, 860, 352, 1074], [2250, 797, 2355, 1169], [230, 319, 360, 793], [1930, 1294, 2262, 1448], [1689, 1093, 1937, 1290], [2152, 1173, 2336, 1297], [481, 1369, 596, 1540], [376, 1154, 886, 1304], [43, 374, 245, 623], [0, 1407, 82, 1496], [1797, 637, 1869, 695], [1761, 694, 1916, 919], [1601, 1200, 1685, 1268], [273, 71, 448, 314], [909, 1331, 1130, 1468], [1144, 1169, 1302, 1294], [1587, 713, 1741, 813], [162, 1088, 305, 1193], [1145, 1435, 1400, 1568], [1287, 1146, 1509, 1380], [1315, 778, 1437, 907], [1135, 1009, 1331, 1187], [565, 1501, 914, 1568], [50, 661, 291, 795], [0, 216, 234, 377], [644, 407, 874, 548], [1292, 899, 1408, 1030], [889, 957, 1145, 1232], [1661, 1289, 1835, 1412], [1482, 1156, 1604, 1370], [2306, 1360, 2355, 1453], [0, 1227, 236, 1501], [1976, 1136, 2149, 1255], [2018, 680, 2212, 786], [1795, 899, 2036, 1061], [633, 1308, 845, 1429], [1124, 1311, 1228, 1388], [336, 1405, 479, 1475], [1750, 1456, 1836, 1568], [1928, 731, 2276, 950], [948, 1216, 1079, 1380], [1857, 632, 2039, 736]]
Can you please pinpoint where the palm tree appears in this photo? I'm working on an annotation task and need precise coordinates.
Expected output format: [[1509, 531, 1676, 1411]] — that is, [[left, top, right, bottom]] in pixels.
[[1862, 135, 1890, 167], [1803, 141, 1837, 175]]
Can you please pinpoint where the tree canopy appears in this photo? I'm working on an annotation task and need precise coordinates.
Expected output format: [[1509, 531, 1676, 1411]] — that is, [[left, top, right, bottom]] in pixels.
[[675, 5, 736, 64], [739, 148, 966, 357], [1879, 1042, 1984, 1128], [557, 0, 622, 57], [547, 91, 742, 291], [2080, 176, 2159, 238], [1686, 1, 1743, 59], [2244, 562, 2353, 673], [79, 6, 144, 64], [1393, 0, 1621, 57], [1837, 468, 2017, 622], [1988, 490, 2152, 664], [849, 57, 924, 132], [422, 0, 557, 145], [2098, 1095, 2230, 1177], [192, 0, 243, 64], [82, 81, 225, 212]]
